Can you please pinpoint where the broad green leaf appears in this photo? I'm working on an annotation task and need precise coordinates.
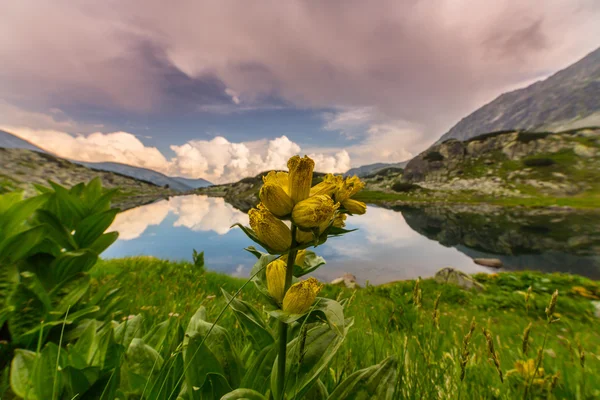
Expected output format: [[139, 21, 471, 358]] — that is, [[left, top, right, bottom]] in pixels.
[[121, 338, 164, 396], [184, 307, 243, 398], [0, 225, 46, 263], [327, 356, 398, 400], [220, 388, 268, 400], [0, 261, 19, 311], [81, 177, 102, 206], [69, 182, 86, 196], [90, 189, 119, 214], [50, 250, 98, 283], [143, 317, 183, 360], [7, 283, 47, 344], [198, 373, 233, 400], [272, 319, 353, 400], [74, 209, 118, 248], [222, 289, 274, 350], [240, 344, 277, 394], [61, 365, 101, 398], [89, 231, 119, 255], [146, 351, 184, 400], [266, 298, 345, 337], [0, 193, 49, 242], [10, 349, 37, 399], [306, 379, 329, 400], [34, 209, 78, 250], [32, 343, 65, 400], [50, 273, 91, 314], [44, 182, 86, 230], [115, 314, 145, 348], [0, 191, 23, 215], [20, 271, 52, 312]]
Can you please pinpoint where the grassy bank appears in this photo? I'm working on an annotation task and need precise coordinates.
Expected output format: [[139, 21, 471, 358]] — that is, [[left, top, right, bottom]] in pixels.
[[355, 189, 600, 210], [92, 257, 600, 399]]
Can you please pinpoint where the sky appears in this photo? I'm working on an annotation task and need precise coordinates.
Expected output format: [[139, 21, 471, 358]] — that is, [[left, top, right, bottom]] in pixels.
[[1, 1, 599, 183]]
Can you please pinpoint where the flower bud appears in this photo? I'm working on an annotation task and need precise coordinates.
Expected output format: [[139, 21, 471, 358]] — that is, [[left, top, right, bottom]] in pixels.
[[292, 195, 339, 229], [260, 183, 294, 217], [296, 229, 314, 244], [310, 174, 341, 197], [333, 213, 347, 228], [282, 277, 322, 314], [248, 205, 292, 253], [342, 198, 367, 215], [263, 171, 289, 193], [288, 155, 315, 203], [266, 259, 287, 302], [281, 249, 306, 267]]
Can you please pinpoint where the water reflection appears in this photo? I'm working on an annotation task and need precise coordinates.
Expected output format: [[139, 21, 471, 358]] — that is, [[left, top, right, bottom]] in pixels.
[[104, 195, 600, 283]]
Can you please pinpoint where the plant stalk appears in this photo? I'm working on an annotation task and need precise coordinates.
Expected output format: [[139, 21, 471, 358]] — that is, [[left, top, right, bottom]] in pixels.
[[277, 224, 298, 400]]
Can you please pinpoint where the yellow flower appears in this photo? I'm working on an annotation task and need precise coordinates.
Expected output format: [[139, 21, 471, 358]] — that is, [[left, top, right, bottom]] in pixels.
[[260, 183, 294, 217], [333, 213, 347, 228], [266, 259, 287, 302], [514, 359, 544, 381], [292, 195, 339, 229], [334, 176, 367, 215], [281, 249, 306, 267], [310, 174, 341, 197], [263, 171, 290, 193], [282, 277, 322, 314], [296, 229, 314, 244], [343, 198, 367, 215], [248, 204, 292, 253], [288, 155, 315, 203]]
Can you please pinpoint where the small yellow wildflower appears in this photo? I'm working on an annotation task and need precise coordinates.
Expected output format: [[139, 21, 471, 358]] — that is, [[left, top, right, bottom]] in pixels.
[[514, 359, 545, 383], [282, 277, 322, 314], [292, 195, 339, 229], [332, 212, 347, 228], [248, 204, 292, 253], [334, 176, 367, 214], [288, 155, 315, 204], [342, 198, 367, 215], [266, 259, 287, 302]]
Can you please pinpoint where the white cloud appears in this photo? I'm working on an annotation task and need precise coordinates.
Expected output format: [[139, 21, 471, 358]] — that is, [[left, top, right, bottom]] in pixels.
[[225, 88, 241, 104], [1, 126, 350, 183], [110, 200, 171, 240]]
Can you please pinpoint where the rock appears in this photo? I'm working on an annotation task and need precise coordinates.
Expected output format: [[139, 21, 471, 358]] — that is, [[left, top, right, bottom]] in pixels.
[[331, 273, 358, 289], [434, 267, 485, 291], [473, 258, 503, 269], [574, 143, 596, 158]]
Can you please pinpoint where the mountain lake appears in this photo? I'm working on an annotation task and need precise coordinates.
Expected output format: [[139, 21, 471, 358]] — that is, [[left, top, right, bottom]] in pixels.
[[104, 195, 600, 284]]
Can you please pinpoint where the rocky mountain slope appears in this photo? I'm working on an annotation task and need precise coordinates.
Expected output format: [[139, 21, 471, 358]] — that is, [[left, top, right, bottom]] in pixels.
[[401, 127, 600, 198], [345, 161, 408, 177], [438, 47, 600, 143], [0, 148, 174, 210]]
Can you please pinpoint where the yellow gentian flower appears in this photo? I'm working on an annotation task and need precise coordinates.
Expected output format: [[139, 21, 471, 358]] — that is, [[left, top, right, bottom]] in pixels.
[[266, 259, 287, 302], [310, 174, 341, 197], [248, 204, 292, 253], [281, 249, 306, 267], [288, 155, 314, 204], [260, 183, 294, 217], [342, 198, 367, 215], [332, 213, 347, 228], [292, 195, 339, 229], [263, 171, 290, 193], [295, 229, 314, 244], [282, 277, 322, 314]]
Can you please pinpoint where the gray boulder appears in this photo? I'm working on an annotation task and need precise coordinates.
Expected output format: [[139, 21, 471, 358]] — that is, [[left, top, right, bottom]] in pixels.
[[434, 267, 485, 291]]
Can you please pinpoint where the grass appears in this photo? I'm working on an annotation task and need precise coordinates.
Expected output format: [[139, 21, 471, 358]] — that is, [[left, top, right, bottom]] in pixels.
[[90, 256, 600, 399]]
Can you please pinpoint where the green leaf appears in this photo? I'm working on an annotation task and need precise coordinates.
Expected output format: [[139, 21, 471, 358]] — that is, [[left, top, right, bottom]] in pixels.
[[34, 209, 78, 251], [74, 209, 118, 248], [294, 251, 326, 277], [0, 191, 23, 215], [50, 272, 91, 314], [121, 338, 164, 396], [327, 356, 398, 400], [221, 289, 274, 350], [20, 271, 52, 313], [272, 319, 353, 400], [244, 246, 265, 259], [90, 189, 119, 214], [69, 182, 86, 196], [115, 314, 145, 349], [7, 283, 48, 344], [89, 232, 119, 255], [266, 298, 345, 337], [146, 351, 184, 400], [184, 307, 244, 399], [32, 343, 65, 400], [143, 317, 183, 360], [0, 261, 19, 311], [0, 193, 49, 242], [82, 177, 103, 207], [61, 365, 101, 398], [44, 182, 86, 230], [0, 225, 47, 263], [50, 250, 98, 283], [240, 344, 277, 394], [231, 224, 279, 254], [10, 349, 38, 399], [220, 388, 268, 400]]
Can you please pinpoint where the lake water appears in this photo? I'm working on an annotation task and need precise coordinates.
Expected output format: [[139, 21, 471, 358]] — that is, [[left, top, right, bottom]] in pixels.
[[104, 195, 600, 284]]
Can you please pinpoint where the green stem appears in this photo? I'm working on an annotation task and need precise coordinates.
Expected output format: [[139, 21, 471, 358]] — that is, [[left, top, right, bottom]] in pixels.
[[277, 224, 298, 400]]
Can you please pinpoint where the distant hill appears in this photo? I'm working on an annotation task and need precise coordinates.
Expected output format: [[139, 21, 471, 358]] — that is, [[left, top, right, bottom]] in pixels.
[[437, 46, 600, 143], [345, 161, 409, 177], [172, 176, 212, 189], [0, 129, 211, 192], [0, 130, 46, 152], [0, 147, 173, 210], [75, 161, 194, 192]]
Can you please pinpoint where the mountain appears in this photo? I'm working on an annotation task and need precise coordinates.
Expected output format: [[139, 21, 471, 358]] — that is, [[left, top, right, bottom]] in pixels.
[[172, 176, 212, 189], [345, 161, 409, 177], [75, 161, 194, 192], [437, 47, 600, 143], [0, 129, 211, 192], [0, 147, 173, 210], [0, 130, 45, 152]]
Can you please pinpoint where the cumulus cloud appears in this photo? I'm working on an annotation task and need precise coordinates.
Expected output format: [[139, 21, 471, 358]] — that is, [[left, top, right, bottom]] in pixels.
[[2, 126, 350, 183]]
